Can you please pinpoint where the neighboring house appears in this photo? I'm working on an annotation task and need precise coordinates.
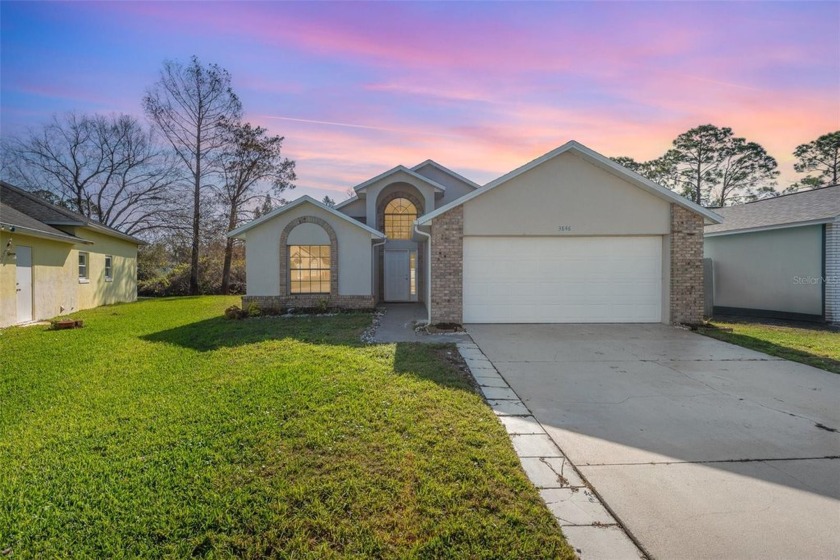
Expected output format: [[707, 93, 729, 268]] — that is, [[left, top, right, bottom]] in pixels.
[[1, 181, 144, 327], [230, 141, 721, 325], [705, 185, 840, 323]]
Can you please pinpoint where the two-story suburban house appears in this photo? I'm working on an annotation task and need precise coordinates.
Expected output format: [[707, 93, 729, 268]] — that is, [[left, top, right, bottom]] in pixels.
[[229, 141, 722, 325]]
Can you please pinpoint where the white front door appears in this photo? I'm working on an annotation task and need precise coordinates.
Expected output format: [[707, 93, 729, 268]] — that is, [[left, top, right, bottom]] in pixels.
[[384, 250, 410, 302], [15, 245, 33, 323]]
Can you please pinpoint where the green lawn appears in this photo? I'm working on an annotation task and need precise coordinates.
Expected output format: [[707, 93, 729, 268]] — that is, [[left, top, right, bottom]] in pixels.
[[0, 296, 572, 559], [700, 320, 840, 374]]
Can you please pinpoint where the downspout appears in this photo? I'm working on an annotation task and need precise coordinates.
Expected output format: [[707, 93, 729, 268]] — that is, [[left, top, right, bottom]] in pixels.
[[371, 237, 386, 304], [414, 224, 432, 325]]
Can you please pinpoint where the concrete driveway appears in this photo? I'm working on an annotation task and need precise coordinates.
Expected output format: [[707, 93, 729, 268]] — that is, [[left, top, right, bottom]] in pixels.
[[468, 324, 840, 560]]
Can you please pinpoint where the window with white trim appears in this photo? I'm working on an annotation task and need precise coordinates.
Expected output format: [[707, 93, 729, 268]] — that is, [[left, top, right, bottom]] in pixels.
[[104, 255, 113, 281], [289, 245, 331, 294], [78, 252, 89, 280]]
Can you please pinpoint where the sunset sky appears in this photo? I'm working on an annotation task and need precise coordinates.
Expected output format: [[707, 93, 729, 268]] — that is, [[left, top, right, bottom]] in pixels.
[[1, 1, 838, 201]]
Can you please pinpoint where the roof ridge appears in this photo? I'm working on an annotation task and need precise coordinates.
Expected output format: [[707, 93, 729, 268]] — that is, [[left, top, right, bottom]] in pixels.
[[742, 184, 839, 205]]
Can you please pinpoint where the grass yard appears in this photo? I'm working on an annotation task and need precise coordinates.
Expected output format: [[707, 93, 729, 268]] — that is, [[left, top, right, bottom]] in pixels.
[[0, 296, 573, 559], [700, 319, 840, 374]]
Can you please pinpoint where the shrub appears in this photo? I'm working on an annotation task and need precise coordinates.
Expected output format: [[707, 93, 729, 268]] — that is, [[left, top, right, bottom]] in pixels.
[[316, 298, 330, 314], [224, 305, 247, 320]]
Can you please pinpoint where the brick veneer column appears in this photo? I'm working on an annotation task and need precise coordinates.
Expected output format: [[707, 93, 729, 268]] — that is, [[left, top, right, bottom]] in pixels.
[[826, 220, 839, 324], [670, 204, 705, 325], [430, 206, 463, 325]]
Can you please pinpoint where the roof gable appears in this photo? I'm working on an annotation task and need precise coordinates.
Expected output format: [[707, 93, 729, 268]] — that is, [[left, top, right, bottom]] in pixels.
[[228, 195, 385, 239], [417, 141, 723, 225], [351, 165, 448, 193], [411, 160, 480, 189]]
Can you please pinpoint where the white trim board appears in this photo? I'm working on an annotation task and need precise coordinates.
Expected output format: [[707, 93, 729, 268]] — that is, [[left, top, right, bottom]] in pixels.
[[351, 165, 448, 193], [228, 195, 386, 239]]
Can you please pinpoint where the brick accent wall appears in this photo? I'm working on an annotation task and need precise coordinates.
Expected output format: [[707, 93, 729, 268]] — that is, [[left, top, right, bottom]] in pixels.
[[670, 204, 705, 325], [826, 220, 839, 324], [429, 205, 464, 325], [242, 295, 374, 313]]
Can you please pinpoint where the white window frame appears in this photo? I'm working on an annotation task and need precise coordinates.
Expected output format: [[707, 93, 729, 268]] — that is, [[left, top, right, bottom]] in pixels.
[[104, 255, 113, 282], [78, 252, 89, 283]]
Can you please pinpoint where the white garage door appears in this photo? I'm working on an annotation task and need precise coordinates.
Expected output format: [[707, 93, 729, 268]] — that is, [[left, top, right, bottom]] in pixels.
[[463, 236, 663, 323]]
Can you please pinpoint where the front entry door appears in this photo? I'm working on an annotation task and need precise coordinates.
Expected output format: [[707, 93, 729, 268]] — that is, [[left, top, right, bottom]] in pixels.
[[384, 250, 410, 302], [15, 245, 33, 323]]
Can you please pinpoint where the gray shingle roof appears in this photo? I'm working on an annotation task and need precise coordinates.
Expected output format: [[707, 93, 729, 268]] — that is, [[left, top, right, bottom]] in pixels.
[[705, 185, 840, 235], [0, 181, 143, 244], [0, 201, 85, 243]]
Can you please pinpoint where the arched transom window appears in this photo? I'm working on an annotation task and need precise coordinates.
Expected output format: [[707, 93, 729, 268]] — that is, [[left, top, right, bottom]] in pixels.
[[384, 198, 417, 240]]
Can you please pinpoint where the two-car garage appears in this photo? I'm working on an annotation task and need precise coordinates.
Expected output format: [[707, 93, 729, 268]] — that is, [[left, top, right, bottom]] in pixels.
[[462, 236, 663, 323], [418, 142, 719, 325]]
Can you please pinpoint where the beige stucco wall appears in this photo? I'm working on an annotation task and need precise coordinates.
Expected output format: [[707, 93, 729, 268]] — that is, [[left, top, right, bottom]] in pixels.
[[705, 225, 823, 316], [244, 203, 374, 297], [0, 233, 17, 324], [67, 227, 139, 311], [463, 152, 671, 236], [0, 227, 138, 327], [1, 232, 75, 327]]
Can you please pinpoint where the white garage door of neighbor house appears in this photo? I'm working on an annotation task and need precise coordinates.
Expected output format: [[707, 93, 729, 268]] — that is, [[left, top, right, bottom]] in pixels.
[[463, 236, 663, 323]]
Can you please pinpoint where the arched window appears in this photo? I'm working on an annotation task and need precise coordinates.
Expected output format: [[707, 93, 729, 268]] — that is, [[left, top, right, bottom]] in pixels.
[[384, 198, 417, 240], [286, 222, 332, 294]]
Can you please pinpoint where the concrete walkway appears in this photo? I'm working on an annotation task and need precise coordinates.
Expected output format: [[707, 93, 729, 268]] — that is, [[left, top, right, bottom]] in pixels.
[[467, 324, 840, 560], [457, 340, 645, 559], [371, 303, 471, 343]]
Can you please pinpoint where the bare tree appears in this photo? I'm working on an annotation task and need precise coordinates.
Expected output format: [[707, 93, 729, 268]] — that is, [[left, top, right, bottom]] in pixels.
[[2, 112, 180, 235], [216, 121, 295, 294], [143, 56, 242, 295], [253, 193, 274, 218]]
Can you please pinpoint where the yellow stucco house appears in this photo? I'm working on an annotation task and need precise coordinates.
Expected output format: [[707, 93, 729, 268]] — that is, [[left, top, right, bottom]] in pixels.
[[1, 181, 143, 327]]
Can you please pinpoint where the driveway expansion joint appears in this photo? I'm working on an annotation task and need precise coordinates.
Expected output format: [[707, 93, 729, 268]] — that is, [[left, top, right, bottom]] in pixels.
[[457, 341, 647, 560]]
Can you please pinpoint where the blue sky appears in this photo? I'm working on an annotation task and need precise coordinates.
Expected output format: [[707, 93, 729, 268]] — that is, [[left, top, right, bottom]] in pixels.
[[2, 1, 838, 201]]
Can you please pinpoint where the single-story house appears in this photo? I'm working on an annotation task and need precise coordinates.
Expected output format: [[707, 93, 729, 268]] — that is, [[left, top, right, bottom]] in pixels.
[[230, 141, 722, 325], [704, 185, 839, 323], [1, 181, 144, 327]]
